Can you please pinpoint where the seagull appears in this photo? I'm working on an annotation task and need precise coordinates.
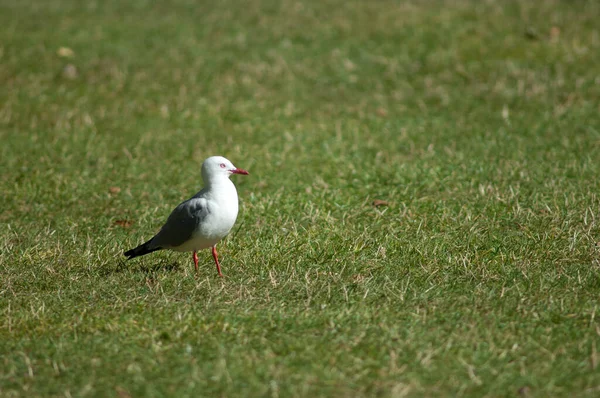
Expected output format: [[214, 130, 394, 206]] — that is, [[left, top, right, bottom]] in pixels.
[[124, 156, 249, 277]]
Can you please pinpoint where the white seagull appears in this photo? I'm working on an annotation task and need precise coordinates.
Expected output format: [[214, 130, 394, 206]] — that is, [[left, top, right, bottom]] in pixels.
[[124, 156, 249, 277]]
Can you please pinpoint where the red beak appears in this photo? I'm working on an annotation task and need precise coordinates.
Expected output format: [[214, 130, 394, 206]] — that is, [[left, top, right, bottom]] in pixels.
[[231, 168, 249, 175]]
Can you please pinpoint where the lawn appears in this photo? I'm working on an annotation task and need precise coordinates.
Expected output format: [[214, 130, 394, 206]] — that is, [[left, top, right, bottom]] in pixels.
[[1, 0, 600, 396]]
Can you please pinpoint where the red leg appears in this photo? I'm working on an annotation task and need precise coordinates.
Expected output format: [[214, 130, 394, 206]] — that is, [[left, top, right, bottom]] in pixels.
[[193, 251, 198, 272], [212, 246, 223, 277]]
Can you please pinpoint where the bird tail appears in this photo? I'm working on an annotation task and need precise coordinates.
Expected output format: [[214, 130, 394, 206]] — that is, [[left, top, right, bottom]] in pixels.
[[124, 238, 162, 260]]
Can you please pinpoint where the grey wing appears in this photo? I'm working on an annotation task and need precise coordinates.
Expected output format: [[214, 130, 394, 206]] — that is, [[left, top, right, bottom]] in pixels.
[[151, 198, 209, 248]]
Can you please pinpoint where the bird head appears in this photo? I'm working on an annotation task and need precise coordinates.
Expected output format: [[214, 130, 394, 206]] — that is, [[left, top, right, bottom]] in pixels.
[[201, 156, 249, 182]]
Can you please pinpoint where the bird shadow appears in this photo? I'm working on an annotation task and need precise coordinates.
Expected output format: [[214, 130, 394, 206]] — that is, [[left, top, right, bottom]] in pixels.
[[100, 260, 182, 276], [139, 261, 182, 274]]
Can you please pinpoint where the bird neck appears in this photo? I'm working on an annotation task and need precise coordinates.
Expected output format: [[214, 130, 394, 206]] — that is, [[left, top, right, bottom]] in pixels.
[[204, 177, 235, 192]]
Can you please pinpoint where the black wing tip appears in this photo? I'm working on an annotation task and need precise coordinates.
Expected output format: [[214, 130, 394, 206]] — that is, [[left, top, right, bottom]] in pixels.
[[123, 243, 162, 260]]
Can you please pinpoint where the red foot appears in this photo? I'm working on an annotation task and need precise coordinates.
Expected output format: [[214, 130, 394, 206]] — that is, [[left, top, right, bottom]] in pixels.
[[193, 251, 198, 272]]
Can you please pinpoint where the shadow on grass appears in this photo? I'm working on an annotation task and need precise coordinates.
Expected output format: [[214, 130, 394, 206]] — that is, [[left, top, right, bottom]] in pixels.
[[139, 261, 182, 274], [100, 260, 182, 276]]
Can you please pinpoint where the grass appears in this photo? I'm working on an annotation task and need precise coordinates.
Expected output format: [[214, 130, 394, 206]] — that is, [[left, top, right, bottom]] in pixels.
[[1, 0, 600, 396]]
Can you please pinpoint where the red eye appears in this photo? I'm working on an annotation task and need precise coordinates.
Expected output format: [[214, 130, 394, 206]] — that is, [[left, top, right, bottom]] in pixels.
[[220, 163, 226, 168]]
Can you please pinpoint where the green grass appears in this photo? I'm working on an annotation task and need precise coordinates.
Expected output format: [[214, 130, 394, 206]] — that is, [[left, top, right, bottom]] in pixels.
[[2, 0, 600, 396]]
